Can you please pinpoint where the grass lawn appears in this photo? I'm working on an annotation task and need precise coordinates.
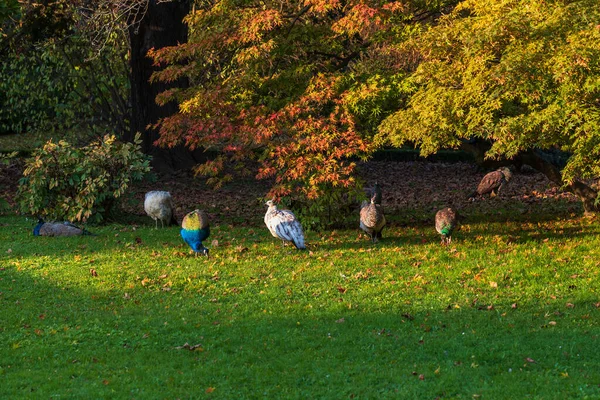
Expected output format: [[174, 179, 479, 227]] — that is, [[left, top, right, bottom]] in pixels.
[[1, 211, 600, 398]]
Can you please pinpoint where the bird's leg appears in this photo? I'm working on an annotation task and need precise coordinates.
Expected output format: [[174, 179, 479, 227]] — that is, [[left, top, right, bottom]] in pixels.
[[155, 219, 158, 229]]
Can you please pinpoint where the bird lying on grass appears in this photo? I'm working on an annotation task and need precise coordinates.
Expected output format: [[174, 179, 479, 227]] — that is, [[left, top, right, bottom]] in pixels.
[[435, 207, 459, 245], [360, 183, 386, 243], [33, 219, 94, 237], [264, 200, 306, 250], [180, 209, 210, 257], [144, 191, 177, 228], [469, 167, 513, 200]]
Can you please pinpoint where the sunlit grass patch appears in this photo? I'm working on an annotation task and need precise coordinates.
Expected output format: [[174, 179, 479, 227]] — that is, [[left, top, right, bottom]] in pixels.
[[1, 213, 600, 398]]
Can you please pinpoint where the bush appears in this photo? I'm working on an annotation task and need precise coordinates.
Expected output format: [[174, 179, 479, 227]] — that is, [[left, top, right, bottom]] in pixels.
[[0, 38, 129, 141], [18, 134, 151, 223]]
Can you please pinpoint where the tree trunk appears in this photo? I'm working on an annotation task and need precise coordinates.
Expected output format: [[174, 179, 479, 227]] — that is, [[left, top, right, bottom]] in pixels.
[[460, 139, 599, 213], [518, 150, 599, 213], [127, 0, 195, 173]]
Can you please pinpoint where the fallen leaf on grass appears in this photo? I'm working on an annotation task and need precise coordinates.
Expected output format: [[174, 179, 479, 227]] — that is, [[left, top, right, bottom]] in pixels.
[[566, 303, 575, 308], [525, 357, 536, 364], [235, 245, 249, 253], [211, 240, 219, 247], [489, 281, 498, 288], [548, 321, 557, 326], [335, 318, 345, 324], [511, 303, 517, 309], [90, 269, 98, 277], [176, 343, 203, 351], [206, 387, 215, 393]]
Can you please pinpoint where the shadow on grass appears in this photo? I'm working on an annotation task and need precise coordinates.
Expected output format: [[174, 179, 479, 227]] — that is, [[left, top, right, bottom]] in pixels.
[[1, 263, 600, 399]]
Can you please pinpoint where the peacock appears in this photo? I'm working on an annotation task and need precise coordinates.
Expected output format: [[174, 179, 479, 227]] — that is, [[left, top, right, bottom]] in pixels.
[[33, 219, 94, 236], [468, 167, 513, 199], [144, 191, 177, 228], [435, 207, 458, 245], [180, 210, 210, 257], [360, 183, 386, 243], [264, 200, 306, 250]]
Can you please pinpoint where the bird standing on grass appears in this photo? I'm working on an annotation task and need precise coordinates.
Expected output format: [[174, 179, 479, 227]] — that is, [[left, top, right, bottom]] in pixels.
[[180, 210, 210, 257], [469, 167, 513, 200], [435, 207, 458, 245], [264, 200, 306, 250], [144, 191, 177, 228], [33, 219, 94, 236], [360, 183, 386, 243]]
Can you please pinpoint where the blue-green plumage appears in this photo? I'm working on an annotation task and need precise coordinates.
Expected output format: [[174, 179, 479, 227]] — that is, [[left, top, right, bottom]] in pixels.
[[180, 210, 210, 257]]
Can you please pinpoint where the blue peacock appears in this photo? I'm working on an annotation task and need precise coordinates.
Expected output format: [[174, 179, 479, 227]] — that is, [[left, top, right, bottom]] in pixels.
[[33, 218, 94, 236], [180, 210, 210, 257]]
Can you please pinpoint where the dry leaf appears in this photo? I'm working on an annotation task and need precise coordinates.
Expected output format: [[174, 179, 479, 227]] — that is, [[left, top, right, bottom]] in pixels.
[[489, 281, 498, 288], [90, 268, 98, 277], [335, 318, 345, 323], [176, 342, 203, 351]]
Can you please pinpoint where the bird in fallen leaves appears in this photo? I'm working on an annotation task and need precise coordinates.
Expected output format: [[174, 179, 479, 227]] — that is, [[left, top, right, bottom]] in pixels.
[[33, 219, 94, 236], [435, 207, 459, 245], [264, 200, 306, 250], [468, 167, 513, 199], [180, 210, 210, 257], [144, 191, 177, 228], [360, 183, 386, 243]]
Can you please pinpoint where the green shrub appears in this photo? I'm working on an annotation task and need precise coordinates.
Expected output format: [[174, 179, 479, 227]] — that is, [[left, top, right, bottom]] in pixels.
[[0, 38, 129, 142], [18, 134, 151, 223]]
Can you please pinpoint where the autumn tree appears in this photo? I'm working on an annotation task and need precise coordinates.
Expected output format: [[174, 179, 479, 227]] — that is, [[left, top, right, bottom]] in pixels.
[[150, 0, 453, 218], [379, 0, 600, 211]]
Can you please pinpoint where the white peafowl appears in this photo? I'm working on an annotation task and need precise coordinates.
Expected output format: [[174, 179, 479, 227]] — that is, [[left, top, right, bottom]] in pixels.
[[264, 200, 306, 250], [144, 191, 177, 228], [360, 183, 386, 243], [468, 167, 513, 200], [435, 207, 459, 245]]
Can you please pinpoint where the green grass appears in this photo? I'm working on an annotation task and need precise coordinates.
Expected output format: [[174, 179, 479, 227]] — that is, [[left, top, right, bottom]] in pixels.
[[2, 213, 600, 398]]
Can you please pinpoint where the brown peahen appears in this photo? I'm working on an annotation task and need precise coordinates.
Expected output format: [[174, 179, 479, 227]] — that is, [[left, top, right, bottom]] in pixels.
[[469, 167, 513, 199], [360, 183, 386, 243], [435, 207, 458, 245]]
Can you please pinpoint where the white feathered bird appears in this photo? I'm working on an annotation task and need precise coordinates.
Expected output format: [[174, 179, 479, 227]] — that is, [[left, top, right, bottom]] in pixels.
[[144, 191, 177, 228], [264, 200, 306, 250]]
